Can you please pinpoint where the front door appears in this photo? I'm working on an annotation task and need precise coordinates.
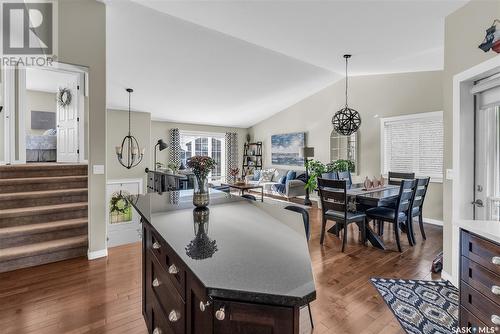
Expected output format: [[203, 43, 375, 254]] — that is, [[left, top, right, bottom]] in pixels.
[[57, 77, 79, 162]]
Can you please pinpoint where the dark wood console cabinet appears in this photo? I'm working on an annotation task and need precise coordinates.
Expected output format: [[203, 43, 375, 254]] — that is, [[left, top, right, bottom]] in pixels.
[[459, 229, 500, 330]]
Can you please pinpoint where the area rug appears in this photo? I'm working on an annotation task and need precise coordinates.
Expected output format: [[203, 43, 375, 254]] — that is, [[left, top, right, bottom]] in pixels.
[[370, 278, 459, 334]]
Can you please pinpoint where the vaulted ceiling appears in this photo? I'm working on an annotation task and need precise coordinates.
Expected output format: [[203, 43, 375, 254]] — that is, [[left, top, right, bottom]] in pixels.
[[106, 0, 467, 128]]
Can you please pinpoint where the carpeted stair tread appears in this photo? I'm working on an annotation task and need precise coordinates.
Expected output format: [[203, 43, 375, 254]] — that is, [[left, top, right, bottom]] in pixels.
[[0, 235, 88, 262], [0, 202, 88, 218], [0, 188, 88, 200], [0, 218, 88, 238], [0, 175, 87, 185]]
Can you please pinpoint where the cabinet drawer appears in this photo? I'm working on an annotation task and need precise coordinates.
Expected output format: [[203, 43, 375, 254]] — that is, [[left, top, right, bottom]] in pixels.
[[461, 256, 500, 306], [150, 288, 176, 334], [147, 227, 186, 299], [150, 251, 185, 334], [461, 230, 500, 276], [460, 306, 488, 330], [460, 282, 500, 328]]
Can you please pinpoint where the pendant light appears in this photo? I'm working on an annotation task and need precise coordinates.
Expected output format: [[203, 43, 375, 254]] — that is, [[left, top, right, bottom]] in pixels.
[[332, 54, 361, 136], [115, 88, 145, 169]]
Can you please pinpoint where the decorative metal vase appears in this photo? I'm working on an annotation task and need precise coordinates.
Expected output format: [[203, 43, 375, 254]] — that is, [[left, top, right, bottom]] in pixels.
[[193, 177, 209, 208]]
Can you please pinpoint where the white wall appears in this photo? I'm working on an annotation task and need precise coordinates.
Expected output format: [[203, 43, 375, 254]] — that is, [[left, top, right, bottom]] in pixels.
[[250, 70, 444, 220]]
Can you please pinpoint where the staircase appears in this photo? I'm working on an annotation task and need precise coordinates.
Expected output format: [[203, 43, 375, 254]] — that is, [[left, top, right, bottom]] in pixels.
[[0, 164, 88, 273]]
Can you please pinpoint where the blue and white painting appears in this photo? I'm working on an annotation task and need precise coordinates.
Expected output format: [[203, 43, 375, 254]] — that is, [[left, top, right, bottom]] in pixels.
[[271, 132, 305, 166]]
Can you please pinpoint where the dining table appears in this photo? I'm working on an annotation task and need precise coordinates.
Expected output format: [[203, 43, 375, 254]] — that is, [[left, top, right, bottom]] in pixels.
[[327, 183, 400, 250]]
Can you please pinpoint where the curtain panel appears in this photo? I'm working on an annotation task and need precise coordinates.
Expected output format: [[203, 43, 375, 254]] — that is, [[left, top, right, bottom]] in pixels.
[[225, 132, 238, 182]]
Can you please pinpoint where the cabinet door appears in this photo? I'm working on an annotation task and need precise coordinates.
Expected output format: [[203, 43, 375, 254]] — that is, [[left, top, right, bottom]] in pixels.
[[187, 274, 213, 334], [213, 300, 296, 334]]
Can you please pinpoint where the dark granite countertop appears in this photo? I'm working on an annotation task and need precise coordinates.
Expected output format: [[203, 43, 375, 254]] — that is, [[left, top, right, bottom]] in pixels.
[[129, 190, 316, 307]]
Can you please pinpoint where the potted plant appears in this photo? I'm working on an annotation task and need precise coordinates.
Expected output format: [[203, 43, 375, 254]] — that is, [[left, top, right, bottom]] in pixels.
[[331, 159, 355, 172], [187, 156, 217, 208]]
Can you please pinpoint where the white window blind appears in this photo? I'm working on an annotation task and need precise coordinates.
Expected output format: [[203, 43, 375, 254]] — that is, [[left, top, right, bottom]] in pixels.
[[381, 111, 443, 181]]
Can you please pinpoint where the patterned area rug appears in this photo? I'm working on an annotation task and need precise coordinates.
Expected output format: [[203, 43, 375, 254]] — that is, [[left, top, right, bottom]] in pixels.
[[370, 278, 459, 334]]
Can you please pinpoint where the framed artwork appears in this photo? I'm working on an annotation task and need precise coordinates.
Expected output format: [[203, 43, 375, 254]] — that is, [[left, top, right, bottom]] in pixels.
[[271, 132, 305, 166]]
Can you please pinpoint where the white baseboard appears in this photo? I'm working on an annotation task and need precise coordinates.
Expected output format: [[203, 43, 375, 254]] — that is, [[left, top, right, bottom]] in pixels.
[[441, 270, 456, 286], [87, 248, 108, 260], [423, 218, 443, 226]]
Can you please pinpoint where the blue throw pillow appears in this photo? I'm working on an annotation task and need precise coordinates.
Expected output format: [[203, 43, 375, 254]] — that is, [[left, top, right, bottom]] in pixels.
[[286, 171, 297, 182], [278, 176, 287, 184], [253, 170, 261, 181]]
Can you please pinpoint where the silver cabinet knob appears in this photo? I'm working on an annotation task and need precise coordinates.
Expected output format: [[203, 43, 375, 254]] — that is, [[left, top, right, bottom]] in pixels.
[[215, 307, 225, 321], [152, 242, 161, 250], [492, 257, 500, 265], [168, 264, 179, 275], [152, 278, 160, 287], [492, 285, 500, 295], [199, 300, 211, 312], [168, 310, 181, 322], [152, 328, 162, 334], [491, 314, 500, 325]]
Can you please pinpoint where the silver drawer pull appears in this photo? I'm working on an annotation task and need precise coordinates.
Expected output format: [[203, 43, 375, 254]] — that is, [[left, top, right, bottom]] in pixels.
[[491, 314, 500, 325], [152, 328, 162, 334], [168, 310, 181, 322], [168, 264, 179, 275], [492, 256, 500, 265], [215, 307, 225, 321], [152, 242, 161, 250], [199, 300, 211, 312], [492, 285, 500, 295], [152, 278, 160, 287]]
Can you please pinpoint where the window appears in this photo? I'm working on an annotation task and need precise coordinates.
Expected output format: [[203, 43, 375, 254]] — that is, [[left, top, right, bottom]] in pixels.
[[381, 111, 443, 181], [180, 131, 226, 181]]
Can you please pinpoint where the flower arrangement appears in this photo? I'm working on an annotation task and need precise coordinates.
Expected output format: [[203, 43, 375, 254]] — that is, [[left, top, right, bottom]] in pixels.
[[229, 167, 240, 183], [187, 156, 217, 181]]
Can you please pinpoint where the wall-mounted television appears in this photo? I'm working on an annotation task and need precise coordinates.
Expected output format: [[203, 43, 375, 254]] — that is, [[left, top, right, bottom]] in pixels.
[[31, 111, 56, 130]]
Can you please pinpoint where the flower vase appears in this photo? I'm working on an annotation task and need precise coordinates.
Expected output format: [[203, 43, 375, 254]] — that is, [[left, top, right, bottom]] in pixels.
[[193, 177, 209, 208]]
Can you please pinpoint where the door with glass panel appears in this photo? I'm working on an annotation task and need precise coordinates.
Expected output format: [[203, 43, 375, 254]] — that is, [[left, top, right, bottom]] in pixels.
[[474, 83, 500, 220]]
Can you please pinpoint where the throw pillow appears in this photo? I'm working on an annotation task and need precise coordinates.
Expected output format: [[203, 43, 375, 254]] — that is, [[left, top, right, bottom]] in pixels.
[[43, 128, 57, 136], [278, 176, 287, 184], [253, 170, 261, 181], [286, 171, 297, 182], [259, 169, 275, 182]]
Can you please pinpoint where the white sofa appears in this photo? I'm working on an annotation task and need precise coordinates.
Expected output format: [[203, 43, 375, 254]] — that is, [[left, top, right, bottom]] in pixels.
[[244, 168, 307, 199]]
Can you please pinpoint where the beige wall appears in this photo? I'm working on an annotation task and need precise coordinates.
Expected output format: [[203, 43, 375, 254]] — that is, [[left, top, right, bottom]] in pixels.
[[442, 0, 500, 274], [25, 90, 56, 135], [250, 71, 444, 220], [151, 121, 248, 173], [58, 0, 106, 253], [107, 109, 151, 191]]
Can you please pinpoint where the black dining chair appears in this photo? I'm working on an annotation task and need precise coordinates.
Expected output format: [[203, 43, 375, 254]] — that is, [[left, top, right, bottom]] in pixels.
[[388, 172, 415, 185], [241, 194, 257, 201], [410, 177, 430, 241], [318, 178, 366, 252], [365, 179, 418, 252], [337, 171, 352, 187], [284, 205, 313, 328], [321, 172, 338, 180]]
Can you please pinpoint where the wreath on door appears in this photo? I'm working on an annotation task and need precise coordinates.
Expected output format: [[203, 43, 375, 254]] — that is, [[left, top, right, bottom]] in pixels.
[[57, 88, 72, 107]]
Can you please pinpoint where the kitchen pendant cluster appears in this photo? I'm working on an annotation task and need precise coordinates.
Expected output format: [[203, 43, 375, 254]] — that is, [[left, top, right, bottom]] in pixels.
[[332, 54, 362, 136], [115, 88, 145, 169]]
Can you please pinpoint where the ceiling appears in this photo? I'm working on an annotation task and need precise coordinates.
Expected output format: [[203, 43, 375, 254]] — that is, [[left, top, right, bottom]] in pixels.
[[106, 0, 467, 128]]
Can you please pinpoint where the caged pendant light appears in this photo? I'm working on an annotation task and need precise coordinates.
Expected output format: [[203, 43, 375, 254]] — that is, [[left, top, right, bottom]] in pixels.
[[332, 54, 361, 136], [115, 88, 145, 169]]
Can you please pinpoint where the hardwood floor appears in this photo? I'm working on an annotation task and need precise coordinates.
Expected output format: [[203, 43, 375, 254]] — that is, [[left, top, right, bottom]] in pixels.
[[0, 203, 442, 334]]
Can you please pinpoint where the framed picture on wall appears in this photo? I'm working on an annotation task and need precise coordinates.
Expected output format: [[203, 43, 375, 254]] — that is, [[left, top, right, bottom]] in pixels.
[[271, 132, 305, 166]]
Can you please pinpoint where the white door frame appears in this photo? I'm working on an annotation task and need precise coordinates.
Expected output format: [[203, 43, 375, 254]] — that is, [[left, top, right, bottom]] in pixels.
[[2, 62, 88, 164], [451, 55, 500, 286]]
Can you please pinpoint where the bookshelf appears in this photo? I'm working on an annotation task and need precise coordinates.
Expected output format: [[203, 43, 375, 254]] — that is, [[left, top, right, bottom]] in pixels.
[[242, 142, 263, 177]]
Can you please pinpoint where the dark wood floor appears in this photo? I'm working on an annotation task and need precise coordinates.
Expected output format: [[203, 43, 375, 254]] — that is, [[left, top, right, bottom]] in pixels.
[[0, 203, 442, 334]]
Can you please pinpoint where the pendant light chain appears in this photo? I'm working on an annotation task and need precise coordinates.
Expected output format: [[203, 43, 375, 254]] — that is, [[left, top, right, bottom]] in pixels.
[[345, 56, 349, 107]]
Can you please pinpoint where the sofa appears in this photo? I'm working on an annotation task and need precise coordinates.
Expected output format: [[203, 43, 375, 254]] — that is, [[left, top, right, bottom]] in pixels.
[[244, 168, 307, 199]]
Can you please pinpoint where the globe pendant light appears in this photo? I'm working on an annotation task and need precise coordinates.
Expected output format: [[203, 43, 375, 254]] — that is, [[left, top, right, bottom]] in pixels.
[[115, 88, 145, 169], [332, 54, 361, 136]]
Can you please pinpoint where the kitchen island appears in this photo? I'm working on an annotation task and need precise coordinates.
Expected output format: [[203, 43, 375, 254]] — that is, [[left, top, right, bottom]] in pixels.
[[130, 190, 316, 334]]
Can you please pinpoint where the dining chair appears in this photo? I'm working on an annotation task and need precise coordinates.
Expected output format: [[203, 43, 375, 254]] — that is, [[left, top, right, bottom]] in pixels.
[[410, 177, 430, 241], [321, 172, 338, 180], [337, 171, 352, 187], [284, 205, 313, 328], [318, 178, 366, 252], [388, 172, 415, 185], [241, 194, 257, 201], [365, 179, 418, 252]]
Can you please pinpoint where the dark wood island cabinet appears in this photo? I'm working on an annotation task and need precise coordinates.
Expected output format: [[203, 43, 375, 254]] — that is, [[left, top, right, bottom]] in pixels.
[[131, 190, 316, 334]]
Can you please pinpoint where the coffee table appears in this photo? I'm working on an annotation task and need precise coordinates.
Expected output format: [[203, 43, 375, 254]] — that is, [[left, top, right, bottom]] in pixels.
[[221, 182, 264, 202]]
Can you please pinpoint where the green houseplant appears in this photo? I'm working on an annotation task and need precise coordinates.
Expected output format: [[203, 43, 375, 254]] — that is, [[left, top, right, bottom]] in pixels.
[[304, 159, 355, 192], [331, 159, 355, 172]]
